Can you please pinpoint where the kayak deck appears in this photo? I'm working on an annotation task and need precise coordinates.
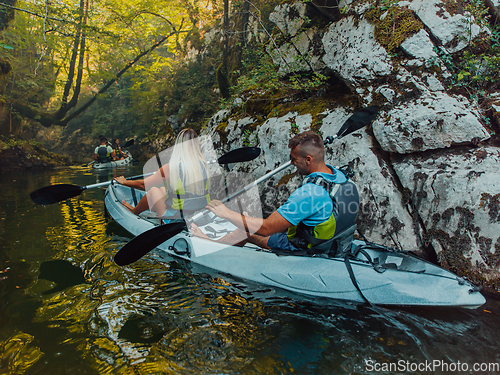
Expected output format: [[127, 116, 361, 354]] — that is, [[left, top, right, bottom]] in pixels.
[[93, 150, 133, 169], [105, 183, 486, 308]]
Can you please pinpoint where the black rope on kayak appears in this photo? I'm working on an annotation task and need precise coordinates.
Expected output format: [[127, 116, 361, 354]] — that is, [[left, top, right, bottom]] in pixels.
[[343, 253, 371, 305], [131, 188, 138, 207]]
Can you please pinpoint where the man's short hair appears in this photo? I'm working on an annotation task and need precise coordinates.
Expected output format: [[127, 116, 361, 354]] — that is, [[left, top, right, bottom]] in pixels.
[[288, 131, 324, 150], [100, 136, 107, 143], [288, 131, 324, 159]]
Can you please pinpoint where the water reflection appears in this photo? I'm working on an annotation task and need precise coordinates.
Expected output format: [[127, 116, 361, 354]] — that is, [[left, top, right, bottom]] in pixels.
[[0, 167, 499, 374]]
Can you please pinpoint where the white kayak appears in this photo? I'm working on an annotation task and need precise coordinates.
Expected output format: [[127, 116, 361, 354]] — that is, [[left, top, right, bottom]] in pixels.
[[105, 183, 486, 309], [93, 150, 133, 169]]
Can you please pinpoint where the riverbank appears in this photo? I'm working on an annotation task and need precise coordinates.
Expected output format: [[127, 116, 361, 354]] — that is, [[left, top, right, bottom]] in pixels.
[[0, 137, 73, 173]]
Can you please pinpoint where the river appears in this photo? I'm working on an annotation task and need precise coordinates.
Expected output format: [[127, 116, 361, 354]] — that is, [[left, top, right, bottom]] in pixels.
[[0, 165, 499, 374]]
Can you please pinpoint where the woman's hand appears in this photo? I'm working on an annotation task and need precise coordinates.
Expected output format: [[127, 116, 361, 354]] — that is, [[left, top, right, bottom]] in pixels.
[[114, 176, 127, 185]]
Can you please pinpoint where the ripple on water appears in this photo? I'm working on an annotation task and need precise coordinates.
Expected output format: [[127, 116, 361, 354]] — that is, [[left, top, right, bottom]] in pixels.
[[2, 167, 500, 374]]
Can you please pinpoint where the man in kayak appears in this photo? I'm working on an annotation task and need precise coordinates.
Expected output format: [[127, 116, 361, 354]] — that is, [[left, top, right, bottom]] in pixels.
[[94, 136, 116, 163], [194, 131, 359, 255], [114, 128, 210, 217]]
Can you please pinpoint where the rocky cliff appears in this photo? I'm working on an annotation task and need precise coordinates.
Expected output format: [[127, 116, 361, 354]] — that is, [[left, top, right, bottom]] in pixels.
[[198, 0, 500, 290]]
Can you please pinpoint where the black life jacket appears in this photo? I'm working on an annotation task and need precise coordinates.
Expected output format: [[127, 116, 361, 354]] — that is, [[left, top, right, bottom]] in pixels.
[[97, 145, 111, 163], [287, 168, 359, 257]]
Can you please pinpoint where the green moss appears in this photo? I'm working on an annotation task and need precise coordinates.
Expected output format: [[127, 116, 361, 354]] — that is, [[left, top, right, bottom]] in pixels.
[[276, 172, 295, 187], [0, 137, 72, 171], [215, 121, 229, 145], [440, 0, 466, 16], [370, 6, 424, 54]]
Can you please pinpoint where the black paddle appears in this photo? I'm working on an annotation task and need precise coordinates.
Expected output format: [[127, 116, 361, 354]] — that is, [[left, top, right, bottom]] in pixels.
[[30, 146, 261, 205], [114, 222, 187, 266], [122, 139, 134, 148], [113, 106, 379, 266]]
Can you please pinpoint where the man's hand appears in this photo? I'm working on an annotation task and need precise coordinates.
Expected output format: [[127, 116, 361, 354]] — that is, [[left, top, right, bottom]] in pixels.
[[206, 200, 232, 219]]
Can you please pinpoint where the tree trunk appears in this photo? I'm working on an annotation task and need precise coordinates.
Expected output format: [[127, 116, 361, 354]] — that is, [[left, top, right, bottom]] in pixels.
[[217, 0, 230, 99], [60, 31, 176, 126], [232, 0, 250, 74], [54, 0, 87, 121], [485, 0, 500, 24]]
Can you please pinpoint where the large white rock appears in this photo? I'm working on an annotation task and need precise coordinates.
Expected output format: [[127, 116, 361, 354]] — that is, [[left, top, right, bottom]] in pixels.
[[322, 17, 393, 87], [255, 113, 311, 177], [268, 28, 325, 75], [320, 108, 420, 250], [393, 148, 500, 281], [269, 3, 307, 37], [400, 29, 438, 59], [372, 92, 490, 154], [409, 0, 488, 53]]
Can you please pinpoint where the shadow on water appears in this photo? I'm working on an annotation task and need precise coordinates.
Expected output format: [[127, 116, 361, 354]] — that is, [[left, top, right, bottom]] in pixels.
[[38, 259, 88, 294], [0, 166, 500, 374]]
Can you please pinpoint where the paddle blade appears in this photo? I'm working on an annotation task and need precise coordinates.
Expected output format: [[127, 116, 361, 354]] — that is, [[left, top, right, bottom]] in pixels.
[[114, 221, 187, 266], [30, 184, 84, 205], [217, 147, 261, 164], [122, 139, 134, 148], [337, 105, 379, 138]]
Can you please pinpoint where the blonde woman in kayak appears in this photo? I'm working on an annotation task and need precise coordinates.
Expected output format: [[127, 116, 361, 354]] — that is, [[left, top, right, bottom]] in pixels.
[[114, 128, 210, 217]]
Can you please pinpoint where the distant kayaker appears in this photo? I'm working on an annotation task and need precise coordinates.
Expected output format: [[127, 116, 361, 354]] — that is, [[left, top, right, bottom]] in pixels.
[[114, 128, 210, 217], [193, 130, 359, 255], [111, 138, 125, 160], [94, 136, 116, 163]]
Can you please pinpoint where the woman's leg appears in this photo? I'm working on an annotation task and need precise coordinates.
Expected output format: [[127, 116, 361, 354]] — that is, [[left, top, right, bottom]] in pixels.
[[121, 186, 166, 215], [122, 192, 149, 215], [147, 186, 167, 216]]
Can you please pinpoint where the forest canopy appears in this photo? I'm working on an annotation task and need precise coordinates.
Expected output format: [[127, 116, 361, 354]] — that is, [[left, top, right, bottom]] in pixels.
[[0, 0, 228, 140]]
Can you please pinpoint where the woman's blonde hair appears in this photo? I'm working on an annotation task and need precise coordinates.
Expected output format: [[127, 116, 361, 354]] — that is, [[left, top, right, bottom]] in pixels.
[[169, 128, 208, 195]]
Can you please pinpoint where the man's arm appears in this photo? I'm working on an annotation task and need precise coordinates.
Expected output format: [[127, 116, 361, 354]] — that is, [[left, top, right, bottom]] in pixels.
[[205, 201, 291, 236]]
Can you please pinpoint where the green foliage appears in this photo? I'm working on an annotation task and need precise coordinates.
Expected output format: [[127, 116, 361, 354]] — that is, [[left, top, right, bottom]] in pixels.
[[425, 1, 500, 95], [380, 0, 399, 11], [242, 129, 257, 147], [462, 0, 490, 44], [0, 135, 44, 151], [158, 57, 219, 133], [230, 45, 327, 102], [289, 118, 299, 135], [1, 0, 210, 137]]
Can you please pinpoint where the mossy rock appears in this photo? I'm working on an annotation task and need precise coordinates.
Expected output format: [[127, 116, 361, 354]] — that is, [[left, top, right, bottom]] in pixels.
[[368, 6, 423, 54], [0, 139, 72, 172]]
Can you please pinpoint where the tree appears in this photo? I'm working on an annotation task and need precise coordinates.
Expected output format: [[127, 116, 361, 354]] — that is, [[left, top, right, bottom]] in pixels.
[[1, 0, 194, 128]]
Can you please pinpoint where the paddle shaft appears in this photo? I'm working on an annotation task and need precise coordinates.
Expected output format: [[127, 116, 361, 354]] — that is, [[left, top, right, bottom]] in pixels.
[[86, 172, 156, 190], [190, 161, 292, 222], [189, 134, 340, 222]]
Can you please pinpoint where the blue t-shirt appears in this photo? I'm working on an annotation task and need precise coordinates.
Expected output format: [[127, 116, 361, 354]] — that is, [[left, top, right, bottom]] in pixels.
[[277, 165, 347, 227]]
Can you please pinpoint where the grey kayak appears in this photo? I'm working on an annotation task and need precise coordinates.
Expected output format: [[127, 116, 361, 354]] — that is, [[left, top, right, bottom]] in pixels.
[[105, 183, 486, 309], [93, 150, 133, 169]]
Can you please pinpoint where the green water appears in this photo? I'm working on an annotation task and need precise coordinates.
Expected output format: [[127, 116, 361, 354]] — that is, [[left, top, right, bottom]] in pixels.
[[0, 166, 499, 374]]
